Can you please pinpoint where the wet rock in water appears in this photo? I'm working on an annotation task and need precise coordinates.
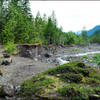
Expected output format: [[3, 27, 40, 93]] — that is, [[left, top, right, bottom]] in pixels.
[[46, 58, 53, 63], [89, 94, 100, 100], [1, 58, 12, 65], [56, 57, 69, 65]]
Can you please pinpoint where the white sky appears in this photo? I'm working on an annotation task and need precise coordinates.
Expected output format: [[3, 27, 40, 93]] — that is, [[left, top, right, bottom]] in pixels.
[[30, 1, 100, 32]]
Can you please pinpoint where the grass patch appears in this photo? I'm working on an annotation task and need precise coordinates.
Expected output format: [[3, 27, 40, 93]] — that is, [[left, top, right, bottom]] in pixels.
[[58, 84, 94, 100], [81, 55, 89, 59], [92, 54, 100, 65], [85, 77, 100, 87], [19, 61, 100, 99], [19, 74, 54, 96]]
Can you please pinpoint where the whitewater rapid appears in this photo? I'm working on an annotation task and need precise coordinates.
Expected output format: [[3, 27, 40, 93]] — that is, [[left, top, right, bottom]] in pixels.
[[56, 51, 100, 65]]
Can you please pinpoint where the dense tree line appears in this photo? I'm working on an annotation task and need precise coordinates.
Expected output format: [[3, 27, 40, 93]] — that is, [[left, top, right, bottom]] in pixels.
[[0, 0, 99, 47], [89, 30, 100, 43]]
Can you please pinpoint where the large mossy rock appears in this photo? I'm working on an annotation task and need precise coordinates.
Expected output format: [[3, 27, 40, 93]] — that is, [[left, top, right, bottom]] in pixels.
[[19, 61, 100, 100]]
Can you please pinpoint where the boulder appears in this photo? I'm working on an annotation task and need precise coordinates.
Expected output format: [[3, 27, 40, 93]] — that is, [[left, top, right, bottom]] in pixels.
[[0, 84, 15, 97], [1, 57, 12, 65], [89, 94, 100, 100], [1, 53, 12, 65], [44, 52, 52, 58]]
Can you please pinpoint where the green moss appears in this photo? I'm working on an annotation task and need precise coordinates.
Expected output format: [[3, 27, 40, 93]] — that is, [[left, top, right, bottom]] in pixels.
[[60, 73, 85, 83], [58, 84, 94, 100], [19, 74, 54, 96], [89, 72, 100, 80], [81, 55, 89, 59], [93, 87, 100, 95], [44, 61, 89, 77], [19, 61, 100, 99], [86, 77, 100, 87]]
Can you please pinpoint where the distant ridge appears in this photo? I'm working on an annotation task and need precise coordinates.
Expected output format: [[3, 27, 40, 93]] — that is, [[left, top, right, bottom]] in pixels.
[[87, 25, 100, 36], [76, 25, 100, 36]]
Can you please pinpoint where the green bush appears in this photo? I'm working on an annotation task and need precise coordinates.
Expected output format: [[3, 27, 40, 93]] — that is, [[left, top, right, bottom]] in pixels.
[[5, 42, 18, 54]]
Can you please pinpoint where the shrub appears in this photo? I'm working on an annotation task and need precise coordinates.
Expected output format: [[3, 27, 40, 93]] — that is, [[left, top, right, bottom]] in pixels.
[[4, 42, 18, 54]]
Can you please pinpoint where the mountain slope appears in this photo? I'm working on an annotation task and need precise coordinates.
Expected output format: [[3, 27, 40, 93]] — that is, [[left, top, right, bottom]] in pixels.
[[87, 25, 100, 36]]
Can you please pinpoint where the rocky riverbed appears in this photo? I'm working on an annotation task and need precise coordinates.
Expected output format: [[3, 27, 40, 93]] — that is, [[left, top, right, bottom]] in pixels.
[[43, 43, 100, 68], [0, 43, 100, 99]]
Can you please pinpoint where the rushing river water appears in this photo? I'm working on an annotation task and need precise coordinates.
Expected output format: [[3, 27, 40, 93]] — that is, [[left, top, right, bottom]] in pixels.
[[57, 51, 100, 65]]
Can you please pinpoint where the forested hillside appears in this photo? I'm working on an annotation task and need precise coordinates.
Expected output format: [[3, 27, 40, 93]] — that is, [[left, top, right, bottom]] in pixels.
[[0, 0, 91, 47]]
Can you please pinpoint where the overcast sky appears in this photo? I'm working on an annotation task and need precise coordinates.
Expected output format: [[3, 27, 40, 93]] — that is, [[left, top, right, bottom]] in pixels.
[[30, 1, 100, 32]]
